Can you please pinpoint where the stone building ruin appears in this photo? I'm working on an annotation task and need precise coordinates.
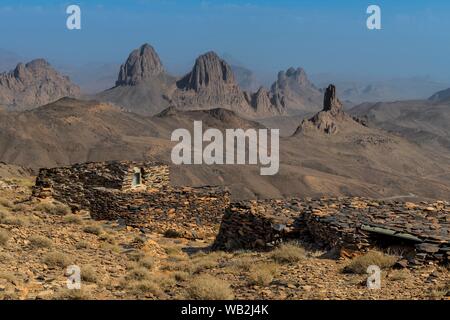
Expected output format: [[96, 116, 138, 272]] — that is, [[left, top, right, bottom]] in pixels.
[[32, 161, 230, 239], [32, 160, 449, 266]]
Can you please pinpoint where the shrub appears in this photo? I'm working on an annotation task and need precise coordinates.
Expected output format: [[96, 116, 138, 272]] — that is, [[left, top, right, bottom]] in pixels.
[[81, 265, 99, 283], [186, 275, 234, 300], [248, 263, 278, 286], [75, 240, 89, 249], [0, 212, 27, 226], [83, 225, 103, 236], [226, 256, 254, 273], [43, 251, 73, 268], [173, 271, 190, 282], [36, 202, 71, 216], [55, 288, 91, 300], [126, 267, 152, 281], [131, 280, 164, 297], [343, 251, 397, 274], [164, 229, 183, 238], [29, 235, 53, 248], [139, 256, 156, 269], [0, 198, 13, 208], [271, 243, 306, 264], [62, 214, 83, 224], [0, 228, 11, 246]]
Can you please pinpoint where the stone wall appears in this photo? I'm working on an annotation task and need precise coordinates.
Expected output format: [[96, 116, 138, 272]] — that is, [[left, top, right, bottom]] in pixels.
[[213, 199, 305, 250], [88, 186, 230, 239], [32, 161, 170, 210], [213, 197, 450, 265]]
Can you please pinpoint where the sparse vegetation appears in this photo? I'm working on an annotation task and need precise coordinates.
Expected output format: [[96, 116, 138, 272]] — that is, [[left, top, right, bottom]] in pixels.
[[164, 229, 183, 238], [81, 265, 99, 283], [270, 243, 306, 264], [29, 235, 53, 248], [343, 251, 397, 274], [43, 251, 73, 268], [83, 224, 103, 236], [75, 240, 89, 249], [126, 267, 153, 281], [0, 271, 17, 283], [0, 228, 11, 246], [0, 211, 27, 226], [62, 214, 83, 224], [0, 198, 13, 208], [139, 256, 156, 269], [186, 274, 234, 300], [130, 280, 164, 298], [248, 263, 278, 286], [55, 288, 91, 300], [35, 201, 71, 216]]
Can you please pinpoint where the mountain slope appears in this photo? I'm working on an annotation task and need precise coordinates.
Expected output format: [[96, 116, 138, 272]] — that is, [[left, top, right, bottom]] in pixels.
[[0, 92, 450, 200]]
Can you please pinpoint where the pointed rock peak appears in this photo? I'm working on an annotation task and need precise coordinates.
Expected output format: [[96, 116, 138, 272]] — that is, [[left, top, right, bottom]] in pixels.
[[323, 84, 343, 113], [116, 43, 164, 86], [178, 51, 236, 91], [277, 67, 311, 85], [25, 59, 50, 70]]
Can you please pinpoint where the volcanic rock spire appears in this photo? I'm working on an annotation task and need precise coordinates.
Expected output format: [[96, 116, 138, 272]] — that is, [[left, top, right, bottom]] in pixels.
[[116, 43, 164, 86], [323, 84, 343, 114]]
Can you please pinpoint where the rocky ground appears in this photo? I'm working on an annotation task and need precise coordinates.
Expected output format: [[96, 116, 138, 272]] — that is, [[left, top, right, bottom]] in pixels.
[[0, 177, 449, 300]]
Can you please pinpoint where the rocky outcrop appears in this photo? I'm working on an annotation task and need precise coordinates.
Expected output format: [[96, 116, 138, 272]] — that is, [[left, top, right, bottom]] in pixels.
[[247, 87, 285, 116], [323, 84, 343, 114], [270, 67, 322, 113], [173, 52, 252, 113], [173, 51, 285, 117], [0, 59, 80, 109], [116, 44, 164, 86], [296, 84, 362, 135]]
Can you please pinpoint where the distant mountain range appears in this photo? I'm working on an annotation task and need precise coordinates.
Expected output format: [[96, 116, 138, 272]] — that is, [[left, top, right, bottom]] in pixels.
[[1, 86, 450, 200]]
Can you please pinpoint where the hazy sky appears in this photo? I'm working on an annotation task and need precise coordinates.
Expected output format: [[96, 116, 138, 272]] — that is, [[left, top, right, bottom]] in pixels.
[[1, 0, 450, 81]]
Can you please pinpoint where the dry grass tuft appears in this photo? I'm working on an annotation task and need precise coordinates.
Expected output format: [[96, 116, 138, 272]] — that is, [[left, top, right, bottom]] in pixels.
[[35, 201, 71, 216], [62, 214, 83, 224], [270, 243, 306, 264], [0, 211, 28, 226], [248, 263, 278, 286], [186, 274, 234, 300], [81, 265, 99, 283], [43, 251, 73, 268], [55, 288, 91, 300], [83, 224, 103, 236], [29, 235, 53, 248], [0, 228, 11, 246], [343, 251, 397, 274]]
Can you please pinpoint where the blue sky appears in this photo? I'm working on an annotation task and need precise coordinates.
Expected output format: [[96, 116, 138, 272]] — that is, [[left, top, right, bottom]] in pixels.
[[0, 0, 449, 81]]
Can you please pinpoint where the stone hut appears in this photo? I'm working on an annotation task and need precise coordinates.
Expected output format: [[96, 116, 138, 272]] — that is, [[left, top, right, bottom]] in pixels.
[[32, 161, 229, 239]]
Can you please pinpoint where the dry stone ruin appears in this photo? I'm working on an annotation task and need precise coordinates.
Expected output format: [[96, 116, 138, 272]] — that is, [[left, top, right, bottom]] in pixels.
[[32, 161, 449, 266]]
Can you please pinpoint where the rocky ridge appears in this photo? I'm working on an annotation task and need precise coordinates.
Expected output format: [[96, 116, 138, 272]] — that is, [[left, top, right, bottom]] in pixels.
[[0, 59, 80, 109], [270, 67, 322, 113]]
